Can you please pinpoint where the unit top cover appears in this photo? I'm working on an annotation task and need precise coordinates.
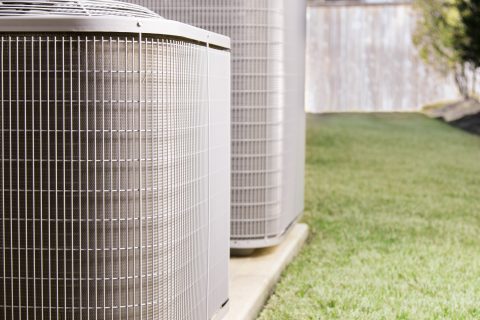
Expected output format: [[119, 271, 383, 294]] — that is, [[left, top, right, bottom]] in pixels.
[[0, 0, 230, 49]]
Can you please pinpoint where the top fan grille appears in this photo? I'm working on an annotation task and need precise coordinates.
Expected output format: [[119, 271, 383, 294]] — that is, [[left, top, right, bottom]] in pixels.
[[0, 0, 159, 18]]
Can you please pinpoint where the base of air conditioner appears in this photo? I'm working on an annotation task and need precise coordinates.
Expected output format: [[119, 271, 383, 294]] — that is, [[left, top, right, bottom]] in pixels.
[[230, 211, 303, 253]]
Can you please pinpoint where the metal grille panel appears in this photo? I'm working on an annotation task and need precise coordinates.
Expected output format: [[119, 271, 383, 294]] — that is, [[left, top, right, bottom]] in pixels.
[[0, 33, 230, 319], [124, 0, 306, 247]]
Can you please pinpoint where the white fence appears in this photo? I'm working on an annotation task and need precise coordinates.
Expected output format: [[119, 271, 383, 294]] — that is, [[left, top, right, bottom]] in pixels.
[[306, 1, 460, 113]]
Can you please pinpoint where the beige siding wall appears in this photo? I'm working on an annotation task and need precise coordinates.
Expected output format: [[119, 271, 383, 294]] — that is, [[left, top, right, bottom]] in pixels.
[[306, 3, 460, 113]]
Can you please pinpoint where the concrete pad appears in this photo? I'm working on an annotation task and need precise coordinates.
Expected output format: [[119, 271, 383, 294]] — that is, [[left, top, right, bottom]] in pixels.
[[225, 223, 309, 320]]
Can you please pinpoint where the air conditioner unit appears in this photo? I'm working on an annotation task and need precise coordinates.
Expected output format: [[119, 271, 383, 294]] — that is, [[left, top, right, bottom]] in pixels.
[[0, 1, 231, 319], [123, 0, 307, 250]]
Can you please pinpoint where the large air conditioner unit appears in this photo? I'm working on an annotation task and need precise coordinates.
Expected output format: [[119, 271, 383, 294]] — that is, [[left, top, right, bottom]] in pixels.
[[0, 1, 231, 319], [123, 0, 307, 250]]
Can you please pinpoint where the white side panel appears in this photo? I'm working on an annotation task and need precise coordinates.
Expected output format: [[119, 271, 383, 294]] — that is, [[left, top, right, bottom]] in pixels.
[[282, 0, 307, 232], [207, 48, 231, 318]]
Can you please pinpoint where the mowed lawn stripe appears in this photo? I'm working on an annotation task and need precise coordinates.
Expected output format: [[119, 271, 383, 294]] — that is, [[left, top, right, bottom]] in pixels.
[[259, 113, 480, 319]]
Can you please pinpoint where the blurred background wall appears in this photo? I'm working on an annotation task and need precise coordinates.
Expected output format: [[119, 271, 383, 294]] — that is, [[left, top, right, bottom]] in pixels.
[[306, 0, 461, 113]]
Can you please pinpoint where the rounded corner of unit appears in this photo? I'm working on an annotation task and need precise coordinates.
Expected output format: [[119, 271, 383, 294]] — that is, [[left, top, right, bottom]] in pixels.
[[230, 218, 301, 251], [230, 233, 285, 251]]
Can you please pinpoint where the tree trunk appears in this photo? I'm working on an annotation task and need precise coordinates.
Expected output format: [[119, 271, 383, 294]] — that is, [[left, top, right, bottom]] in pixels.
[[455, 64, 469, 100]]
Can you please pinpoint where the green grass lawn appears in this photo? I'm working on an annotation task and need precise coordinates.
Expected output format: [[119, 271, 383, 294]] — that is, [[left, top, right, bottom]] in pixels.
[[258, 113, 480, 320]]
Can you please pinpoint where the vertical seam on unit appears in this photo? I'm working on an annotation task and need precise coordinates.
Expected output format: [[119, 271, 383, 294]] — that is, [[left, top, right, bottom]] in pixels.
[[205, 40, 211, 320], [85, 34, 90, 320], [54, 35, 59, 320], [264, 5, 270, 240], [1, 35, 5, 320], [138, 31, 143, 320], [15, 35, 21, 320]]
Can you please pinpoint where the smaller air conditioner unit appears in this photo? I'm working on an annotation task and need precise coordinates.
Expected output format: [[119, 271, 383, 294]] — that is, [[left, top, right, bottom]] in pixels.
[[0, 1, 231, 319], [124, 0, 307, 251]]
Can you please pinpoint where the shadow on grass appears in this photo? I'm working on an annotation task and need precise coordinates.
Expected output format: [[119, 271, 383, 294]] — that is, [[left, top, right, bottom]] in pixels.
[[448, 112, 480, 136], [425, 99, 480, 136]]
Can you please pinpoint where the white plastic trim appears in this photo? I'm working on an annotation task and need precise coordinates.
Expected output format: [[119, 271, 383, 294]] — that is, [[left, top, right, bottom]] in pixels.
[[0, 16, 231, 49]]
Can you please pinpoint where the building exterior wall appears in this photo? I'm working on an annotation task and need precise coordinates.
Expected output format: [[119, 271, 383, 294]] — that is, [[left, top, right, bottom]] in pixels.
[[306, 2, 460, 113]]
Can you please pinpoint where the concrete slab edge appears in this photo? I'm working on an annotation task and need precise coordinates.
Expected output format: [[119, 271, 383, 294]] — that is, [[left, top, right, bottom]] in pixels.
[[225, 223, 309, 320]]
